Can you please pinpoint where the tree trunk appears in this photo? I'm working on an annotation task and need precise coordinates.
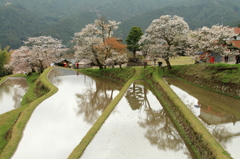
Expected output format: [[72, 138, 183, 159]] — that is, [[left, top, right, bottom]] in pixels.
[[133, 50, 136, 58], [165, 58, 172, 69], [96, 59, 103, 69], [144, 61, 147, 68], [93, 50, 103, 69], [119, 64, 122, 70]]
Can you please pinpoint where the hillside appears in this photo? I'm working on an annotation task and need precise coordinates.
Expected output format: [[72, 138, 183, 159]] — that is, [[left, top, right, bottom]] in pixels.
[[0, 4, 50, 49], [1, 0, 240, 49], [37, 0, 182, 46], [0, 0, 109, 21], [95, 0, 182, 21], [0, 0, 181, 22], [37, 11, 99, 47], [0, 0, 181, 49], [116, 0, 240, 41]]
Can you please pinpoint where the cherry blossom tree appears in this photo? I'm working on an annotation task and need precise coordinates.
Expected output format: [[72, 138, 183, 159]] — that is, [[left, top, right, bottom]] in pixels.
[[186, 25, 238, 61], [140, 15, 190, 69], [96, 37, 127, 69], [138, 34, 155, 59], [73, 18, 122, 69], [10, 36, 66, 74]]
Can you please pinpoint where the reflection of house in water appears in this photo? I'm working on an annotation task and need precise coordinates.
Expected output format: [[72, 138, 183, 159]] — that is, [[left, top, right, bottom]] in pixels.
[[199, 104, 238, 125], [164, 77, 240, 126]]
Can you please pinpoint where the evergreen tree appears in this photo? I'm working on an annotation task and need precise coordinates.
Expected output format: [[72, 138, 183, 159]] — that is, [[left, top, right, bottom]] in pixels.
[[126, 26, 143, 58], [0, 46, 10, 76]]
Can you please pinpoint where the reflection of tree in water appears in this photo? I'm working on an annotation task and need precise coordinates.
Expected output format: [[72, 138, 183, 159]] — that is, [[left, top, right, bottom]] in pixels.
[[0, 78, 28, 108], [48, 69, 63, 86], [125, 82, 145, 110], [206, 124, 240, 149], [76, 80, 115, 124], [127, 82, 188, 153], [139, 105, 185, 151]]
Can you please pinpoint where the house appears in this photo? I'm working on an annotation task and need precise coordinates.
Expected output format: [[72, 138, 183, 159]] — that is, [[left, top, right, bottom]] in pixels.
[[202, 28, 240, 63], [231, 28, 240, 48], [55, 58, 72, 67], [77, 59, 92, 68]]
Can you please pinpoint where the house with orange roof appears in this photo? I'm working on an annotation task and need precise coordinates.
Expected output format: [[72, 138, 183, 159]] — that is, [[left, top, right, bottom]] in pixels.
[[231, 28, 240, 48]]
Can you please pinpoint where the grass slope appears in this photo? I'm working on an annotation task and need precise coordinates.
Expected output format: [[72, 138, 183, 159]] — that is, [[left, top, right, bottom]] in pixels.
[[169, 63, 240, 99]]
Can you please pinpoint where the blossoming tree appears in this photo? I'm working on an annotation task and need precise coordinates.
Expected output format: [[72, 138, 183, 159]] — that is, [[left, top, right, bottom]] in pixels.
[[186, 25, 238, 62], [73, 18, 127, 69], [10, 36, 66, 73], [139, 15, 190, 69]]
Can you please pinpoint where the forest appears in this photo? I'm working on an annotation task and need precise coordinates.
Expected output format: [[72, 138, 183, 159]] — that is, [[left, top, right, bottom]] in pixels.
[[0, 0, 240, 49]]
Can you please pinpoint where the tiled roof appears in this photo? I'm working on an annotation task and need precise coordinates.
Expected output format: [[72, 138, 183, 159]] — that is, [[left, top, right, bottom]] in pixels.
[[234, 28, 240, 34], [231, 40, 240, 48]]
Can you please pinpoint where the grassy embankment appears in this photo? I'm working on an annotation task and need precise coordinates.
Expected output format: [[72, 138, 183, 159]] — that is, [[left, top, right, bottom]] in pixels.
[[169, 63, 240, 98], [77, 67, 136, 84], [0, 67, 57, 159]]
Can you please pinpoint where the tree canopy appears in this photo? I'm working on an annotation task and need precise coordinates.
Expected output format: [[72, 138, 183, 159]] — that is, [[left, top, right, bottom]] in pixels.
[[186, 25, 237, 57], [0, 46, 11, 76], [73, 18, 127, 69], [10, 36, 66, 73], [126, 26, 143, 58], [140, 15, 189, 69]]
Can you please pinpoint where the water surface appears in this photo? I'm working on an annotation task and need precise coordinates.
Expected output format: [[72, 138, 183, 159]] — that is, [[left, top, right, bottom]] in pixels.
[[81, 81, 192, 159], [164, 77, 240, 159], [0, 77, 28, 115], [12, 68, 122, 159]]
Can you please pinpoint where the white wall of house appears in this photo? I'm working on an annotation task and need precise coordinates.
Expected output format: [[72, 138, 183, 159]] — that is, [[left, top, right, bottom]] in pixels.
[[236, 35, 240, 40]]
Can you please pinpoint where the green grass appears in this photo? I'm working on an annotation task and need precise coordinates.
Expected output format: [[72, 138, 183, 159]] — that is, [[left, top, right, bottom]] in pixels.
[[170, 63, 240, 84], [77, 67, 135, 84], [169, 63, 240, 99]]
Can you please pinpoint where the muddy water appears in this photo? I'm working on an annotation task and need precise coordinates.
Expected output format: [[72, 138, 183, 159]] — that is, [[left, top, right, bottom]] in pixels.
[[12, 68, 122, 159], [0, 77, 28, 115], [164, 77, 240, 159], [81, 81, 192, 159]]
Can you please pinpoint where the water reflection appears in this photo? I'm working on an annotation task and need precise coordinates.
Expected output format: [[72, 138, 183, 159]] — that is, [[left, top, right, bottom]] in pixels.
[[76, 78, 121, 124], [0, 77, 28, 115], [12, 68, 121, 159], [164, 77, 240, 159], [81, 81, 192, 159]]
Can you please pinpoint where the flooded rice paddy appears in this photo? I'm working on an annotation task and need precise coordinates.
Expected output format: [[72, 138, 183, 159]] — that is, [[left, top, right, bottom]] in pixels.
[[8, 68, 238, 158], [0, 77, 28, 115], [81, 81, 192, 159], [12, 68, 122, 159], [164, 77, 240, 159]]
